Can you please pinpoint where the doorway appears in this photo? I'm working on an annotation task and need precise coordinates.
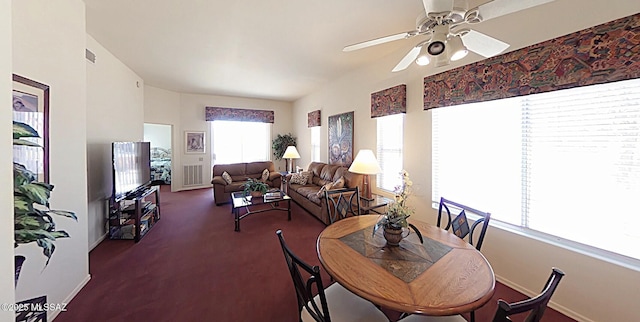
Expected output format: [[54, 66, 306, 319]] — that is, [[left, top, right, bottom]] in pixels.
[[144, 123, 172, 186]]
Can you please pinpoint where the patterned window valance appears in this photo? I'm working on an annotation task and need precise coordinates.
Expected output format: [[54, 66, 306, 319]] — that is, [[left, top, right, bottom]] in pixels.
[[371, 84, 407, 118], [424, 13, 640, 110], [205, 106, 274, 123], [308, 110, 321, 127]]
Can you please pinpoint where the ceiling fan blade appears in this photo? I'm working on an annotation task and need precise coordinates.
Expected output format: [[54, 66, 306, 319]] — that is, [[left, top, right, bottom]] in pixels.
[[478, 0, 555, 21], [392, 46, 422, 72], [343, 32, 414, 52], [461, 29, 509, 58]]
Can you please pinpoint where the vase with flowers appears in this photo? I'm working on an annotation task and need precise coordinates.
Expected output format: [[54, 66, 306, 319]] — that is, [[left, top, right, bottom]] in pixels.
[[372, 170, 423, 246]]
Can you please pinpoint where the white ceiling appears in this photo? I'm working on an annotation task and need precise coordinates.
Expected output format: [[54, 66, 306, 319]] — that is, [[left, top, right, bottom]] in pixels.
[[84, 0, 640, 102]]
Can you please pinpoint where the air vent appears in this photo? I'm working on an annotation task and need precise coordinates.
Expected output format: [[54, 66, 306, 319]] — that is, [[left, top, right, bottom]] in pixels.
[[85, 49, 96, 63], [183, 165, 203, 186]]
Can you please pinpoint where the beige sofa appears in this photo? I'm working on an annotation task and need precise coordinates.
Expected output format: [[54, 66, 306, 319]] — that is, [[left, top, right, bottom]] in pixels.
[[286, 161, 364, 225], [211, 161, 282, 205]]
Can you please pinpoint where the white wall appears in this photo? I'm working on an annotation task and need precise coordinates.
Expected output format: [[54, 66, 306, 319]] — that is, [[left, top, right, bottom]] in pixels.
[[1, 0, 15, 320], [12, 1, 89, 319], [292, 2, 640, 321], [144, 86, 294, 191], [86, 35, 144, 249], [144, 123, 172, 149]]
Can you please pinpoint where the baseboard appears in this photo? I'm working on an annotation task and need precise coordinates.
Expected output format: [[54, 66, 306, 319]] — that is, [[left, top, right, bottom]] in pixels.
[[495, 274, 593, 322], [89, 233, 107, 251], [49, 273, 91, 321]]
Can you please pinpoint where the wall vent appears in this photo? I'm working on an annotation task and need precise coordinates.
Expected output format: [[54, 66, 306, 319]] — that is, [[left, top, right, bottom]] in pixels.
[[85, 49, 96, 63], [183, 165, 203, 186]]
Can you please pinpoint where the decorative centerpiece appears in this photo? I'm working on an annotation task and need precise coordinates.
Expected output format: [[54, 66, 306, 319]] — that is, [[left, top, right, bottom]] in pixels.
[[372, 170, 422, 246], [242, 178, 269, 197]]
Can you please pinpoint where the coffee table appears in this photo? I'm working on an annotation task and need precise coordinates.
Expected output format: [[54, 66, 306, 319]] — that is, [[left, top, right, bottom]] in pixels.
[[231, 190, 292, 231]]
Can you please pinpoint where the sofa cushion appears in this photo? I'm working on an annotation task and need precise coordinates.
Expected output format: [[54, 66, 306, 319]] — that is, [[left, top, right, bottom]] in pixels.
[[308, 162, 325, 178], [320, 164, 340, 181], [247, 161, 274, 174], [222, 171, 233, 184]]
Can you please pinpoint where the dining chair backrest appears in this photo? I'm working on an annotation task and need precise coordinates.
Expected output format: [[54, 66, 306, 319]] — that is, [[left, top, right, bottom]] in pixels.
[[276, 230, 330, 322], [325, 187, 361, 224], [492, 268, 565, 322], [437, 197, 491, 251]]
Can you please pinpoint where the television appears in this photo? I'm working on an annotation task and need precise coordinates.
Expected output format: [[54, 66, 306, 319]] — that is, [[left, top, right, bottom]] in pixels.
[[112, 142, 151, 202]]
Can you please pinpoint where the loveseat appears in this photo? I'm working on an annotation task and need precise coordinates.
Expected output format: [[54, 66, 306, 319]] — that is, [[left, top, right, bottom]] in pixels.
[[211, 161, 282, 205], [286, 161, 364, 225]]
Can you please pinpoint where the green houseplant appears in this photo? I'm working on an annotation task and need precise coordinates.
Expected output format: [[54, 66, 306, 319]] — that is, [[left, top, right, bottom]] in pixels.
[[272, 133, 297, 160], [242, 178, 269, 197], [13, 121, 76, 269], [372, 170, 422, 246]]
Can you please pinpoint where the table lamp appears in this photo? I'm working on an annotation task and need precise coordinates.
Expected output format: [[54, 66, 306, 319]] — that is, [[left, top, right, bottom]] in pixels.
[[282, 146, 300, 173], [348, 149, 382, 200]]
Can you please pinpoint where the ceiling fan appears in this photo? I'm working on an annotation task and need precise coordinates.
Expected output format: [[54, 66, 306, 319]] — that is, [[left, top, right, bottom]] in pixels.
[[343, 0, 555, 72]]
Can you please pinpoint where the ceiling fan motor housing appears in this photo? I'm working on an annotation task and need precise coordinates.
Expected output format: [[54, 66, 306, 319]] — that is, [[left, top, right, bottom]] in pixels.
[[427, 24, 449, 56]]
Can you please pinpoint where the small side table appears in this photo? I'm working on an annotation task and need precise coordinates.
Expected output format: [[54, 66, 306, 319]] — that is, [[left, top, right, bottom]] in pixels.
[[360, 194, 391, 214]]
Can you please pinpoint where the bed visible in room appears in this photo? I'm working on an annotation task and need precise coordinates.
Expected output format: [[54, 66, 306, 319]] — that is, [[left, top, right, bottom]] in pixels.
[[150, 147, 171, 184]]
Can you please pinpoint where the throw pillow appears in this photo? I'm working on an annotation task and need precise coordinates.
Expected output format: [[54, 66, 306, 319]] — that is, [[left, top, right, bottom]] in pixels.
[[332, 176, 345, 189], [315, 182, 333, 198], [261, 168, 269, 182], [289, 172, 309, 185], [221, 171, 232, 184]]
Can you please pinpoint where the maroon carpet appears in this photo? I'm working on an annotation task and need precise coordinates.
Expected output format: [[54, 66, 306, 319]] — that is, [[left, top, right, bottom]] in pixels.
[[55, 186, 575, 322]]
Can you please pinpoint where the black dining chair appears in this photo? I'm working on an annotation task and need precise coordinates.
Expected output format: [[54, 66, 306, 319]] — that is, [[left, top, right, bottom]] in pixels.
[[437, 197, 491, 251], [276, 230, 388, 322], [492, 268, 565, 322], [324, 187, 362, 224]]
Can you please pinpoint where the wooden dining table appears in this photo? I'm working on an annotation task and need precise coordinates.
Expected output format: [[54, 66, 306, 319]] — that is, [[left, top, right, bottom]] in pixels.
[[316, 215, 495, 316]]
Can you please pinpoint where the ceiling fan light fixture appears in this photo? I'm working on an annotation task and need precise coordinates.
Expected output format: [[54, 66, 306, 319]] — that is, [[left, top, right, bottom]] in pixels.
[[415, 46, 431, 66], [449, 35, 468, 61]]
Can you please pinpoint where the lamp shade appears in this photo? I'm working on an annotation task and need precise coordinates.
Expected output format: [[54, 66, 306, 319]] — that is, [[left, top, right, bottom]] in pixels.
[[282, 146, 301, 159], [348, 149, 382, 175]]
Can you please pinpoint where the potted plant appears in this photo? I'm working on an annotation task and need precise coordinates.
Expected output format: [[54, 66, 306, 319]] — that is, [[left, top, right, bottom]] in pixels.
[[372, 170, 422, 246], [242, 178, 269, 197], [13, 121, 76, 277], [272, 133, 297, 160]]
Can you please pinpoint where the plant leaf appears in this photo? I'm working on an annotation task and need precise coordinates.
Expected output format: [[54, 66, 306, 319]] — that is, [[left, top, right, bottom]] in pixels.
[[13, 138, 42, 147], [47, 210, 78, 221], [17, 182, 53, 206], [50, 230, 70, 239], [13, 121, 40, 139], [13, 195, 33, 214], [13, 163, 36, 187]]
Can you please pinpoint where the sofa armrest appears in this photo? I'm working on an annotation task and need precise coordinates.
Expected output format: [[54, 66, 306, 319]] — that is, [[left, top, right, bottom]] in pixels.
[[211, 176, 227, 185], [268, 172, 282, 181]]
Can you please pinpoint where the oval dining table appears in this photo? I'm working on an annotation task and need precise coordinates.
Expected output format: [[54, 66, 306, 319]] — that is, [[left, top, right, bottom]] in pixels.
[[316, 215, 495, 316]]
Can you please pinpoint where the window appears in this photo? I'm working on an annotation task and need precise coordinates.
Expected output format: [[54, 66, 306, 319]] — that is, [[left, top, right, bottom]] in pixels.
[[432, 78, 640, 261], [377, 114, 404, 192], [210, 121, 271, 164], [310, 126, 320, 162]]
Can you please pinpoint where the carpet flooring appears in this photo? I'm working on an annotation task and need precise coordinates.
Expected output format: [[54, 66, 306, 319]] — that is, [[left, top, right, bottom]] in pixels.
[[55, 186, 576, 322]]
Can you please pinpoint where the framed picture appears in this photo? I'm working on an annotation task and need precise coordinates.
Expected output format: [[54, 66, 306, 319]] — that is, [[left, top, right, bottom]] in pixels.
[[328, 111, 354, 166], [13, 74, 50, 183], [185, 131, 205, 154], [15, 295, 47, 322]]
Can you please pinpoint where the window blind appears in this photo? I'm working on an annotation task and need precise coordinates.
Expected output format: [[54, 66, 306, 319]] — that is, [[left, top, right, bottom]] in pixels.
[[377, 114, 404, 192], [310, 126, 320, 162], [433, 78, 640, 260]]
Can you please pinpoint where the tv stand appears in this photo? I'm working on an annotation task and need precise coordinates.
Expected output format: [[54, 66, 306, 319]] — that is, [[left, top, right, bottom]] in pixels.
[[109, 185, 161, 242]]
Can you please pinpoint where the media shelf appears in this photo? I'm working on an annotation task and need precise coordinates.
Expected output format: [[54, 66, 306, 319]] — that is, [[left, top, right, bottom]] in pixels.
[[109, 185, 161, 242]]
